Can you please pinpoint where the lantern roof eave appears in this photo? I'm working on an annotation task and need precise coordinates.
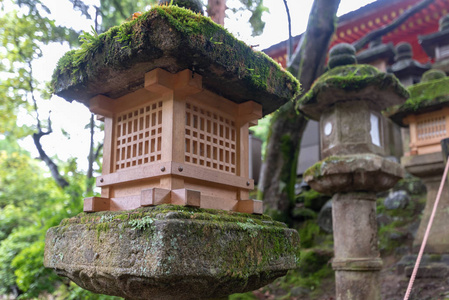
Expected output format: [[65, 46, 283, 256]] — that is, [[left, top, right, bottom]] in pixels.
[[386, 77, 449, 126], [419, 29, 449, 58], [51, 6, 300, 116], [297, 64, 409, 120]]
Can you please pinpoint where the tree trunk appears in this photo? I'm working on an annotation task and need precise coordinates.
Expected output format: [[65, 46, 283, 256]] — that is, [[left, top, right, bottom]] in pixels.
[[207, 0, 226, 25], [261, 0, 341, 221]]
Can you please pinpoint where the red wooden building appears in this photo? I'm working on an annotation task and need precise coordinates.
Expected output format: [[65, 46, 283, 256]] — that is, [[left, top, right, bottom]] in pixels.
[[264, 0, 449, 67]]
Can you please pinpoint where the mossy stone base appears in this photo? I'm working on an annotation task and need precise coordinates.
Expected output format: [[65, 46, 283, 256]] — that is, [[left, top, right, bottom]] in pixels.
[[44, 205, 300, 299], [303, 154, 404, 195]]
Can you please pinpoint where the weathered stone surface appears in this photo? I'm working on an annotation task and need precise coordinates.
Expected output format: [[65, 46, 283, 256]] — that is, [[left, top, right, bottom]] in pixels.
[[384, 190, 410, 210], [303, 154, 404, 195], [397, 254, 449, 278], [44, 205, 300, 299], [51, 6, 299, 116], [298, 64, 408, 120], [319, 100, 388, 158]]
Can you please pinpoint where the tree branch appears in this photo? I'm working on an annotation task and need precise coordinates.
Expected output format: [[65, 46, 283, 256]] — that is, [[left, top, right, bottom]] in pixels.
[[25, 60, 69, 188], [353, 0, 435, 51], [262, 0, 341, 218], [283, 0, 293, 63]]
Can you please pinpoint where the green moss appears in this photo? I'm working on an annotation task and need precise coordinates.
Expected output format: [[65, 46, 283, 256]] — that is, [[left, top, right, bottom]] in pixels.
[[51, 5, 300, 109], [303, 155, 345, 179], [264, 248, 334, 298], [298, 64, 409, 108], [298, 220, 320, 248], [57, 204, 300, 283], [397, 77, 449, 111]]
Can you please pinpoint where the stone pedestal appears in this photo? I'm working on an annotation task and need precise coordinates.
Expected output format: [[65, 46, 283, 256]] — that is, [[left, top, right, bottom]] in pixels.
[[44, 205, 300, 300], [402, 152, 449, 254], [305, 154, 403, 300], [332, 193, 382, 300]]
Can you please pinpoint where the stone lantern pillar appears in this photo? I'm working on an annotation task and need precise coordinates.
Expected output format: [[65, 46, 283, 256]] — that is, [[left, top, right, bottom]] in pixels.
[[44, 5, 300, 299], [299, 44, 407, 300], [388, 69, 449, 275]]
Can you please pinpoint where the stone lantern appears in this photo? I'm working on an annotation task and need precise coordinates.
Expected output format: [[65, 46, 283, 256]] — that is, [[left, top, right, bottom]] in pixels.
[[356, 38, 395, 72], [44, 5, 300, 299], [420, 14, 449, 72], [299, 43, 407, 300], [389, 42, 430, 87], [388, 69, 449, 275]]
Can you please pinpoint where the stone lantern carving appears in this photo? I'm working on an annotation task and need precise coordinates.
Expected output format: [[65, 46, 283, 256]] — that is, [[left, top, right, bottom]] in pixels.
[[44, 5, 300, 299], [388, 69, 449, 275], [299, 43, 407, 300]]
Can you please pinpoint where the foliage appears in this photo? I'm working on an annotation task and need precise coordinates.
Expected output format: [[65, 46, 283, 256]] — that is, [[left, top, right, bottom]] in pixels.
[[376, 193, 426, 254]]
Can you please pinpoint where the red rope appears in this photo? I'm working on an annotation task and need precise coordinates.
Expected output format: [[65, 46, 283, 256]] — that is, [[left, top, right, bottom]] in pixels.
[[403, 157, 449, 300]]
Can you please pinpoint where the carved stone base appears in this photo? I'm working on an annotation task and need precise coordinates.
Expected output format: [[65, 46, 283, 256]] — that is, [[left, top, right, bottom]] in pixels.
[[44, 205, 300, 300]]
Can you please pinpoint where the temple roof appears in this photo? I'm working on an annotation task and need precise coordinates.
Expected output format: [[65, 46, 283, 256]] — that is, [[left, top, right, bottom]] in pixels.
[[265, 0, 449, 67]]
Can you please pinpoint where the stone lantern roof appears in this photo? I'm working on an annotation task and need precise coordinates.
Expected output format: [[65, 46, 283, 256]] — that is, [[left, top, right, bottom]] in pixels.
[[387, 69, 449, 126], [389, 42, 430, 85], [420, 14, 449, 61], [356, 39, 395, 66], [298, 64, 409, 120], [51, 6, 299, 116]]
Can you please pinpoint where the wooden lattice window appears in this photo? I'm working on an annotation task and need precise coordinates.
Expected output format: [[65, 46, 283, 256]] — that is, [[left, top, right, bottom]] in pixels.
[[115, 101, 163, 170], [417, 115, 446, 141], [185, 102, 237, 174]]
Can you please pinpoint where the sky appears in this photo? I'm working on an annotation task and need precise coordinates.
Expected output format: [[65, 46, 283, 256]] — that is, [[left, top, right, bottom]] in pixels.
[[16, 0, 377, 171]]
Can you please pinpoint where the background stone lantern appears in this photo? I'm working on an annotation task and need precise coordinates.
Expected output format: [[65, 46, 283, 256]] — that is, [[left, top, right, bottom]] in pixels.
[[388, 69, 449, 275], [299, 43, 407, 300], [44, 5, 300, 299], [390, 42, 430, 87], [420, 14, 449, 72]]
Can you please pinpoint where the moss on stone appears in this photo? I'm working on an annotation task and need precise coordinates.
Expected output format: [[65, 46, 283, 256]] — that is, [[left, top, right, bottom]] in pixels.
[[51, 5, 299, 116], [46, 204, 300, 298], [398, 77, 449, 111], [387, 76, 449, 126], [298, 64, 409, 109], [59, 204, 285, 230]]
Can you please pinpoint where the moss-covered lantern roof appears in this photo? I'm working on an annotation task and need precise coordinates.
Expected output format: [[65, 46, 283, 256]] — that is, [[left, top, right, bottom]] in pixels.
[[51, 6, 299, 116], [297, 64, 409, 120], [386, 73, 449, 127]]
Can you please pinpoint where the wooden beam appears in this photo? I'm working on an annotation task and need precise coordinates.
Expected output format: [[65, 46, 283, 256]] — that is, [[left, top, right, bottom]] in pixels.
[[141, 188, 171, 206], [145, 68, 175, 94], [97, 162, 254, 190], [84, 197, 110, 212], [89, 95, 115, 117], [237, 199, 263, 215], [171, 188, 201, 207], [238, 101, 262, 126]]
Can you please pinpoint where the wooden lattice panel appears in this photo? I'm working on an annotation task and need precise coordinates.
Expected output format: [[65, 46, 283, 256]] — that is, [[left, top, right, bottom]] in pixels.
[[417, 115, 447, 142], [185, 102, 237, 174], [115, 101, 163, 170]]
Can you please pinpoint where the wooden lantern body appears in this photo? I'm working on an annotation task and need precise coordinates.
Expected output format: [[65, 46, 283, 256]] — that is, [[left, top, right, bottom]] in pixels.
[[403, 107, 449, 156], [85, 68, 263, 214]]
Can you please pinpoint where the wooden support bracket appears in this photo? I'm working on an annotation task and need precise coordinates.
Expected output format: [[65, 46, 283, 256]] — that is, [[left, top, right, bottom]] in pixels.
[[171, 189, 201, 207], [238, 101, 262, 126], [140, 188, 171, 206], [237, 199, 263, 215], [84, 197, 110, 212]]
